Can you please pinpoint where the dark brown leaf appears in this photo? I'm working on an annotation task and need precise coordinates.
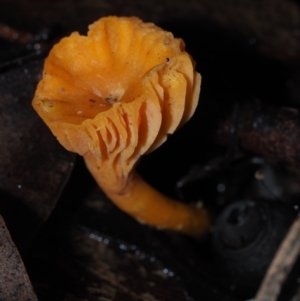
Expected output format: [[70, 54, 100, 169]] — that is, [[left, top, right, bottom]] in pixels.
[[0, 215, 37, 301]]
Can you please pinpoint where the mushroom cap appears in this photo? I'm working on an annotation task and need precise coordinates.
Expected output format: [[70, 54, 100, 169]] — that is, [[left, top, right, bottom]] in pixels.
[[32, 16, 201, 190]]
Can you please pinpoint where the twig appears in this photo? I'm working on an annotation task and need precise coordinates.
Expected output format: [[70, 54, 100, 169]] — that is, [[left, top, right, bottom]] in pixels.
[[0, 23, 33, 44], [254, 210, 300, 301]]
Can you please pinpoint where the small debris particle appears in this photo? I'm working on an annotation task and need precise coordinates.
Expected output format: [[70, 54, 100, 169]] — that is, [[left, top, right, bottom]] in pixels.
[[255, 170, 265, 180], [105, 95, 118, 105]]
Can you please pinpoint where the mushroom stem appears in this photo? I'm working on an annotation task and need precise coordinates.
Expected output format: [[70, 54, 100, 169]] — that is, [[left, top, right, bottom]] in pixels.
[[84, 152, 211, 236]]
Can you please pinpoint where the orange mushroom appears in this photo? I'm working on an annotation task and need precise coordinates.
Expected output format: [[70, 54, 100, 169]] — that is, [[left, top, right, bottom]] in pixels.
[[32, 16, 211, 236]]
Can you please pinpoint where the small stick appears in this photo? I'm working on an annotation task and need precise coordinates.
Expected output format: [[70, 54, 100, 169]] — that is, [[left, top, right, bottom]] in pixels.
[[254, 211, 300, 301], [0, 23, 33, 44]]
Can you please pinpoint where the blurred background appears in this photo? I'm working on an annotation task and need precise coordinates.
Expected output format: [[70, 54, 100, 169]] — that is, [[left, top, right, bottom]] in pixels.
[[0, 1, 300, 301]]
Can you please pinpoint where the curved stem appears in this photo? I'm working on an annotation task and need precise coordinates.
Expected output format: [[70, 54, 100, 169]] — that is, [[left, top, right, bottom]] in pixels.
[[84, 154, 211, 236]]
